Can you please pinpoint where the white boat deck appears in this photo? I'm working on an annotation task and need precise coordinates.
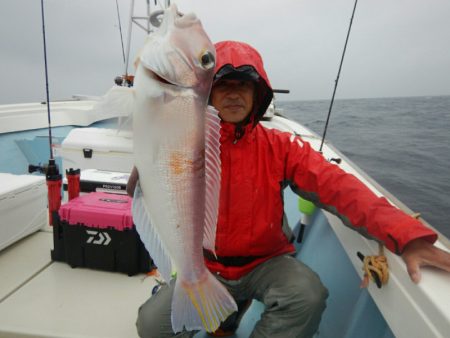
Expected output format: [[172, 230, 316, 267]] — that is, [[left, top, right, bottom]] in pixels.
[[0, 227, 265, 338], [0, 229, 158, 338], [0, 231, 53, 302]]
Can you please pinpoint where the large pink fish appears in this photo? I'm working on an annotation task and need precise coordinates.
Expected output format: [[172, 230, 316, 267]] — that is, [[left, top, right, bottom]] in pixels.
[[131, 4, 237, 333]]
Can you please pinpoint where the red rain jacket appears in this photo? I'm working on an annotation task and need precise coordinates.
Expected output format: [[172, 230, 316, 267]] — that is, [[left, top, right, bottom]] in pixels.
[[205, 41, 437, 280]]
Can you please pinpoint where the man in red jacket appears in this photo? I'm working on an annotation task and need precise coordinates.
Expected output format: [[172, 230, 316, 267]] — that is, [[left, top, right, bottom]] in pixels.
[[130, 41, 450, 338]]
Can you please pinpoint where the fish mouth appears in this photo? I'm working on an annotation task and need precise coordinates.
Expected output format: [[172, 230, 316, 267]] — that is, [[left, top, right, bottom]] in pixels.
[[144, 66, 194, 89], [146, 68, 178, 87]]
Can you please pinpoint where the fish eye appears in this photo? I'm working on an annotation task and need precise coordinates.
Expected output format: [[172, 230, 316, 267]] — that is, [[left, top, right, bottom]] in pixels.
[[200, 51, 215, 70]]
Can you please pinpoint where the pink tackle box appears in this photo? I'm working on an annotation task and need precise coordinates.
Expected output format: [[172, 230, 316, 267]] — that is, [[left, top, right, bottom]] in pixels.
[[51, 192, 153, 276], [59, 192, 133, 230]]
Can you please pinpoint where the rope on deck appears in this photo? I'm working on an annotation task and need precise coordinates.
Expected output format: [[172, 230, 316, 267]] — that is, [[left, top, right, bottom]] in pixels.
[[359, 243, 389, 289]]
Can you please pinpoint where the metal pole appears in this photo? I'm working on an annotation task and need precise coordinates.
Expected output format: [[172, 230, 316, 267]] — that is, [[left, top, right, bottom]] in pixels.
[[147, 0, 151, 33], [124, 0, 135, 76], [115, 0, 126, 64]]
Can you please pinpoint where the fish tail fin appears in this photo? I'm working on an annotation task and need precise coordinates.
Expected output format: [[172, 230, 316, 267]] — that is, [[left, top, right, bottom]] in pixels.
[[171, 271, 237, 333]]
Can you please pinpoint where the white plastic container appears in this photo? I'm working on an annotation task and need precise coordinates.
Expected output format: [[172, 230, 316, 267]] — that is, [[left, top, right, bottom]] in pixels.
[[0, 174, 47, 251], [55, 128, 134, 174]]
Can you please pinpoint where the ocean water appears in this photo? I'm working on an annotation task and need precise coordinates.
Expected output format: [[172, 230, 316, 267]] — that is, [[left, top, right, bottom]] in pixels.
[[279, 95, 450, 240]]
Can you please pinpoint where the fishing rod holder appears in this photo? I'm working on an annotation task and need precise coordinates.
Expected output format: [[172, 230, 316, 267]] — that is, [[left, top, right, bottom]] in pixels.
[[28, 159, 60, 178], [29, 159, 62, 226], [28, 159, 61, 178], [329, 157, 342, 164]]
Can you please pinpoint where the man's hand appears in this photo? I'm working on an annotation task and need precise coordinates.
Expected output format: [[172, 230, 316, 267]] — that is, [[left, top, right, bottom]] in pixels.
[[126, 166, 139, 197], [401, 238, 450, 283]]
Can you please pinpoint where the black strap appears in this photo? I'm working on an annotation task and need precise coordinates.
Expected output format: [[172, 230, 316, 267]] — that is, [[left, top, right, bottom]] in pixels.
[[203, 249, 262, 267]]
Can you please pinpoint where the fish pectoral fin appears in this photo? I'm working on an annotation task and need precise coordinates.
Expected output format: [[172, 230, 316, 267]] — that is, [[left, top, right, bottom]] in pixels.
[[132, 183, 173, 282], [171, 271, 238, 333], [93, 85, 135, 119], [203, 106, 222, 254], [117, 115, 133, 133]]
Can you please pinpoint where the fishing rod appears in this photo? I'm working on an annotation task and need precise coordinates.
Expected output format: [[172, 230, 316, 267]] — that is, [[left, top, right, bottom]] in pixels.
[[296, 0, 360, 244], [30, 0, 62, 226], [40, 0, 54, 161], [319, 0, 359, 152]]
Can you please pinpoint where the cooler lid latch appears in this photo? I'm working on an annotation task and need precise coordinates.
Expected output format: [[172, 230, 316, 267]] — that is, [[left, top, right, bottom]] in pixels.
[[83, 148, 93, 158]]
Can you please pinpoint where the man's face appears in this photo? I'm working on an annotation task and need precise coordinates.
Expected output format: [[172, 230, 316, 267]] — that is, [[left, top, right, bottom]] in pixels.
[[210, 79, 255, 124]]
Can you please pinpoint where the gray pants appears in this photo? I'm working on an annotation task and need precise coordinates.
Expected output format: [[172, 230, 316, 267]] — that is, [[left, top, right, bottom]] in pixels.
[[136, 255, 328, 338]]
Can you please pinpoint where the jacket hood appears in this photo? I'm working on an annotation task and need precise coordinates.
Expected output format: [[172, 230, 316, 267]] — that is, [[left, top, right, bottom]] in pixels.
[[213, 41, 273, 126]]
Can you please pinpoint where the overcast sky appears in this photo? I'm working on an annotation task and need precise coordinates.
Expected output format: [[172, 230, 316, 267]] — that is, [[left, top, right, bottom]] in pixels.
[[1, 0, 450, 104]]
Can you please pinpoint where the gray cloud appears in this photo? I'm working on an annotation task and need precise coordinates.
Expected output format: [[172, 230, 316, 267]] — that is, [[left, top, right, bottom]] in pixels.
[[1, 0, 449, 104]]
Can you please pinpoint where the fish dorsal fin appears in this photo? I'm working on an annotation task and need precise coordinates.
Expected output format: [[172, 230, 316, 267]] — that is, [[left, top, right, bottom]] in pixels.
[[203, 106, 222, 254], [132, 183, 173, 282]]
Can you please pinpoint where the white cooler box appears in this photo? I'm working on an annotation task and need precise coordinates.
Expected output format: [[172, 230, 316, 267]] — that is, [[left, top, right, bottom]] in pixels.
[[55, 128, 134, 174], [0, 173, 47, 251], [63, 169, 130, 195]]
